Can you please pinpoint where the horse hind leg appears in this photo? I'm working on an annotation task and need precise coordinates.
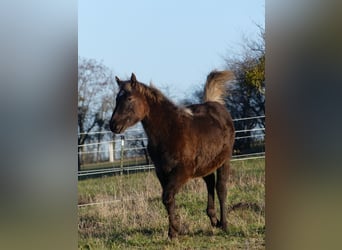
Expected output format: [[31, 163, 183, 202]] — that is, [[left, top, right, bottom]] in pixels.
[[203, 173, 218, 227], [216, 161, 230, 232]]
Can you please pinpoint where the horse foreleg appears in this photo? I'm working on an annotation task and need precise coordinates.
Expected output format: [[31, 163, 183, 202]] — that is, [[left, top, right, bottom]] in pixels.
[[216, 161, 230, 232], [162, 188, 179, 238], [203, 173, 218, 227], [161, 170, 189, 239]]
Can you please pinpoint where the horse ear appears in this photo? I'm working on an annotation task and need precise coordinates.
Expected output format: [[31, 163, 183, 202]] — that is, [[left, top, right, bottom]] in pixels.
[[115, 76, 121, 86], [131, 73, 137, 88]]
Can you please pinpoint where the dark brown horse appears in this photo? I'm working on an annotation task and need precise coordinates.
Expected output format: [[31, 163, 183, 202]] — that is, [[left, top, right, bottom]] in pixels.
[[110, 71, 235, 238]]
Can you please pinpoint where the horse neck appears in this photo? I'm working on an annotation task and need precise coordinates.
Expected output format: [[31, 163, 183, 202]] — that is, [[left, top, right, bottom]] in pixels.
[[141, 98, 178, 145]]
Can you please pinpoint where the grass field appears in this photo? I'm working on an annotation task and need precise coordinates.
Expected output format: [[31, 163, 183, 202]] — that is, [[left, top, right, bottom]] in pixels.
[[78, 158, 265, 249]]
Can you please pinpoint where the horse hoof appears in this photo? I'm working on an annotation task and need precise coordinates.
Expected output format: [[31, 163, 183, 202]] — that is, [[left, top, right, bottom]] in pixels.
[[222, 224, 228, 232], [216, 220, 228, 232], [210, 217, 218, 227], [168, 232, 178, 239], [168, 227, 178, 239]]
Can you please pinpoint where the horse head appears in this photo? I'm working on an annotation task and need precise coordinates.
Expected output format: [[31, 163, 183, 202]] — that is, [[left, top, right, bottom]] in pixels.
[[109, 73, 149, 133]]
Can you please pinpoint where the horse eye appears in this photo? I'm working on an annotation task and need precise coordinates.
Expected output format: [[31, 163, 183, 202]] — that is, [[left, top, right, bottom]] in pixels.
[[127, 96, 133, 101], [117, 90, 125, 98]]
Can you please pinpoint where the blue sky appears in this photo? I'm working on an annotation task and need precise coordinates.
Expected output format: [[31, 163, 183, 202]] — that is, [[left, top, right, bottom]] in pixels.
[[79, 0, 264, 101]]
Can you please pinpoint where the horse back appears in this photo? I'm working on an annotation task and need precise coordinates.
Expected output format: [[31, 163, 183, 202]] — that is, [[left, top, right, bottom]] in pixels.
[[187, 102, 234, 136]]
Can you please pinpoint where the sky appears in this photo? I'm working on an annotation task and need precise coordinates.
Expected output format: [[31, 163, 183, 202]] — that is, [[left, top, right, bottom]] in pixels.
[[78, 0, 264, 101]]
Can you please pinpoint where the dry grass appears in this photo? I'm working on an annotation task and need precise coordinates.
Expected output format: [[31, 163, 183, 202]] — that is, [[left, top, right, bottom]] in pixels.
[[78, 158, 265, 249]]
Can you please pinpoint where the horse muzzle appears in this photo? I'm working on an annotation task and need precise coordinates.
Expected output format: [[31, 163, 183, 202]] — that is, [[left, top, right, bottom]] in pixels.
[[109, 120, 125, 134]]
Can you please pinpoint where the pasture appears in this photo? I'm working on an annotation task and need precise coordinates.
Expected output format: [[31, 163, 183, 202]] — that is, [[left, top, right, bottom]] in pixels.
[[78, 158, 265, 249]]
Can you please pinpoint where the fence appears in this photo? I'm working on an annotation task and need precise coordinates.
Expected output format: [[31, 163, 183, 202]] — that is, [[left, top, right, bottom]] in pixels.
[[78, 116, 265, 177]]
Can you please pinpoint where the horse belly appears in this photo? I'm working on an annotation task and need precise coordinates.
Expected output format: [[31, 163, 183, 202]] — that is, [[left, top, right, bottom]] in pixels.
[[192, 143, 230, 178]]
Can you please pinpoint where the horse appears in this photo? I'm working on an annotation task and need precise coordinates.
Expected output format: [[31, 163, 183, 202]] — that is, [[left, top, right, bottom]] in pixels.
[[110, 71, 235, 238]]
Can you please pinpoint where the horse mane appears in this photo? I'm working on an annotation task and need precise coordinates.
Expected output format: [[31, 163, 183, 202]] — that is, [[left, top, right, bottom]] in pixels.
[[135, 81, 194, 116], [136, 81, 168, 104]]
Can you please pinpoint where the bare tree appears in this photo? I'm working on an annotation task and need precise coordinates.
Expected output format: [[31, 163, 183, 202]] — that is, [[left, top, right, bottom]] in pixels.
[[78, 57, 116, 170]]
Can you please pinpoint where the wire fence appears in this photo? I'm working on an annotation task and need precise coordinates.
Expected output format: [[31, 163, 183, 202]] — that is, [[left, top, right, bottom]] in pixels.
[[78, 115, 265, 177]]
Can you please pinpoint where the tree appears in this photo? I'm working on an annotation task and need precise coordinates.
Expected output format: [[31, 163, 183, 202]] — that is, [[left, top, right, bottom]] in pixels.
[[225, 27, 265, 154], [180, 26, 265, 155], [78, 57, 116, 170]]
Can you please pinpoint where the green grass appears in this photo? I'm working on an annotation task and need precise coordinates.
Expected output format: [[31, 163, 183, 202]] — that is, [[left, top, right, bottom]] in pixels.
[[78, 158, 265, 249]]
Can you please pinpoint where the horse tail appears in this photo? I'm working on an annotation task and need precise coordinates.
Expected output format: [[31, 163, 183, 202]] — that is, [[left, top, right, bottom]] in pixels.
[[203, 70, 234, 105]]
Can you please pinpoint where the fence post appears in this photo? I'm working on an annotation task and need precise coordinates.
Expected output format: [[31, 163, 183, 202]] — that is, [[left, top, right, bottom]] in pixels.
[[120, 135, 125, 175], [109, 141, 114, 163]]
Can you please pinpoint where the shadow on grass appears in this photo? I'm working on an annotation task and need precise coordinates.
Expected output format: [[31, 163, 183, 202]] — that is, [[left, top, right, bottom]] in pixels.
[[190, 228, 215, 237], [107, 227, 165, 242]]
